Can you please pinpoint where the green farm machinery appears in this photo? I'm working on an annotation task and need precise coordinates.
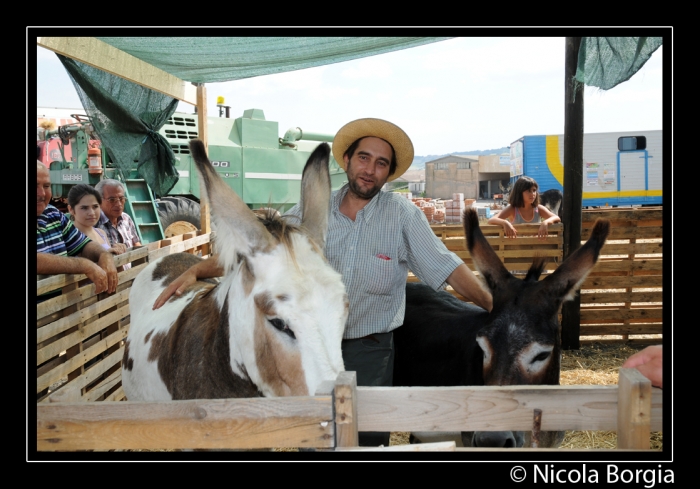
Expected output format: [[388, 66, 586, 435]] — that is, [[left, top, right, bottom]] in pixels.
[[37, 108, 347, 244]]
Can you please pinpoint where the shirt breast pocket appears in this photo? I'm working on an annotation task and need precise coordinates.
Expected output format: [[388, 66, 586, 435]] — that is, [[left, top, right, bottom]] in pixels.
[[364, 256, 401, 296]]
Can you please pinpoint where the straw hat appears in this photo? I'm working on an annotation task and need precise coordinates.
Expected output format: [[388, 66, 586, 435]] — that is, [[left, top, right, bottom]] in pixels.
[[332, 118, 414, 182]]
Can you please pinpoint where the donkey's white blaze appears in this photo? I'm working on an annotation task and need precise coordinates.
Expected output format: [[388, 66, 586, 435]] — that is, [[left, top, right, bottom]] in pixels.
[[226, 234, 347, 397], [269, 234, 344, 390], [476, 336, 492, 367]]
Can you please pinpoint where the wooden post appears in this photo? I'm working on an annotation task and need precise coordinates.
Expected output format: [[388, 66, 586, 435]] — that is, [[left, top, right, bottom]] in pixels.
[[531, 408, 542, 448], [195, 83, 212, 258], [334, 371, 359, 448], [617, 368, 652, 449], [195, 83, 208, 149], [313, 371, 358, 451], [561, 37, 585, 350]]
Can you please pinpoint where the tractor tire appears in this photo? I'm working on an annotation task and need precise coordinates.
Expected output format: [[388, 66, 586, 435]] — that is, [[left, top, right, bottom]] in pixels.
[[157, 196, 201, 238]]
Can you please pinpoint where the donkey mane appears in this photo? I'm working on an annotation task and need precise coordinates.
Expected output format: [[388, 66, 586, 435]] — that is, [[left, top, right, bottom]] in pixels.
[[249, 208, 326, 272]]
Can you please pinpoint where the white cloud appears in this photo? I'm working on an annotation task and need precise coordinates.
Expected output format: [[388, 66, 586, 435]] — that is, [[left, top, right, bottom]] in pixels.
[[340, 56, 394, 79], [406, 86, 438, 99]]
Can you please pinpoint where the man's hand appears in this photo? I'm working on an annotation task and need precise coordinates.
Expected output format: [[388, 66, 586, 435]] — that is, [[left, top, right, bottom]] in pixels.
[[152, 256, 225, 310], [622, 345, 663, 388], [109, 243, 128, 255], [82, 261, 109, 294], [152, 267, 198, 310]]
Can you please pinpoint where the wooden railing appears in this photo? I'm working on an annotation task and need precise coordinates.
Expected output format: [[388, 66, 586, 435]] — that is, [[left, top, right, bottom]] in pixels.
[[36, 232, 214, 404], [35, 224, 663, 453], [427, 207, 663, 341], [37, 369, 661, 452]]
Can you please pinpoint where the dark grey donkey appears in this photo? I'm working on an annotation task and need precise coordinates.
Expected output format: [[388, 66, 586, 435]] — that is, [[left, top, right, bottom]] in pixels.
[[393, 206, 610, 447], [540, 188, 563, 218]]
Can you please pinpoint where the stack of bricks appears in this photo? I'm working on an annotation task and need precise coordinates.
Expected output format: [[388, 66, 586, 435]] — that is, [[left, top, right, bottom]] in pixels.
[[433, 207, 445, 223], [421, 201, 435, 222], [445, 193, 466, 223], [412, 198, 446, 223]]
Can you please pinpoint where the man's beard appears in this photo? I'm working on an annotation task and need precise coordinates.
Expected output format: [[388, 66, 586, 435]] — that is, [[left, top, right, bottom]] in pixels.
[[348, 175, 383, 200]]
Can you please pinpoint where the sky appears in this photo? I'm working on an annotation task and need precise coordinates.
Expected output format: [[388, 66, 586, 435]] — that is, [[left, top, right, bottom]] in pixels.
[[35, 37, 664, 157]]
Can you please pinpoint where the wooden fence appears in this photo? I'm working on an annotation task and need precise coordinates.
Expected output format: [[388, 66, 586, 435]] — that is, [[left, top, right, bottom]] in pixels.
[[428, 207, 663, 342], [35, 228, 663, 452], [37, 369, 661, 451], [36, 232, 213, 404]]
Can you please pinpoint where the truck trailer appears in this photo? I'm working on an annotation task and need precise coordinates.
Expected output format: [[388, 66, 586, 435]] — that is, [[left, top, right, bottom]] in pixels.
[[508, 130, 662, 207]]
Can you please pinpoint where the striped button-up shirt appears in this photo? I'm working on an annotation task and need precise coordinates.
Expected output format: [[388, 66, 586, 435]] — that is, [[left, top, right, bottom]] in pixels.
[[97, 211, 140, 248], [286, 185, 463, 339], [97, 211, 140, 270]]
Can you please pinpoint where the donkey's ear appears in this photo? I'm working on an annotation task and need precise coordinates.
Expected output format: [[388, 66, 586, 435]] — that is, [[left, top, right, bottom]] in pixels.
[[462, 207, 511, 293], [541, 219, 610, 302], [300, 143, 331, 250], [190, 140, 274, 269]]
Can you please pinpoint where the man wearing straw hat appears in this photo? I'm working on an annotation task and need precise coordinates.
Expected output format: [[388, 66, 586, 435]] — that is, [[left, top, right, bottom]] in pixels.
[[152, 118, 492, 446]]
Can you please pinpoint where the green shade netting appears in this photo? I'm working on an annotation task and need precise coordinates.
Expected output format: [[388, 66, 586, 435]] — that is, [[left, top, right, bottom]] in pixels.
[[53, 36, 662, 198], [95, 37, 453, 83], [58, 55, 179, 196], [575, 37, 663, 90], [55, 37, 452, 196]]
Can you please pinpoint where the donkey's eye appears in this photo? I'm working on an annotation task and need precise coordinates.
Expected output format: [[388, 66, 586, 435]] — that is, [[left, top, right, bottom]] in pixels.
[[532, 351, 550, 363], [269, 318, 295, 339]]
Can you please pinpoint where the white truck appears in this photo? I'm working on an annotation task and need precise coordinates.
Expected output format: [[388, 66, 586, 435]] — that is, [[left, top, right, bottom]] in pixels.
[[509, 130, 662, 207]]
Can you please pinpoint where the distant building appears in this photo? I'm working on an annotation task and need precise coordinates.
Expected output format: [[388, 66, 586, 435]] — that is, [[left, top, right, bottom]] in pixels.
[[383, 169, 425, 195], [477, 154, 512, 199], [408, 182, 425, 193], [424, 154, 510, 200]]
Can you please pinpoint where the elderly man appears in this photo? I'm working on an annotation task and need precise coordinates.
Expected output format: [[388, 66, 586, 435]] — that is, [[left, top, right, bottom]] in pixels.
[[95, 179, 142, 268], [36, 162, 118, 296], [150, 118, 492, 446]]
